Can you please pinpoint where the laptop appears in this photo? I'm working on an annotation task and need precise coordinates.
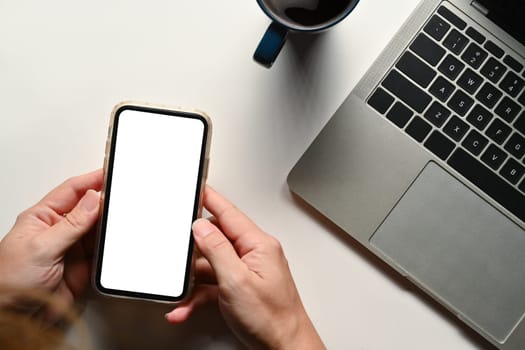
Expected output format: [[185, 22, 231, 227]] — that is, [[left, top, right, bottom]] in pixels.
[[287, 0, 525, 348]]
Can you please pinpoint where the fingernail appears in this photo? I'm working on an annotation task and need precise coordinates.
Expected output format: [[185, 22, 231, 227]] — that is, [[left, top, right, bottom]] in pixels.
[[80, 190, 99, 213], [192, 219, 215, 238]]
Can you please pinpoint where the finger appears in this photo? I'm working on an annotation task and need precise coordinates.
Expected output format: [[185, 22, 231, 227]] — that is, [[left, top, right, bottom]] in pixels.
[[192, 218, 247, 284], [34, 280, 74, 325], [39, 169, 103, 215], [194, 256, 216, 285], [38, 190, 101, 259], [64, 241, 90, 297], [207, 215, 219, 227], [164, 284, 218, 324], [203, 186, 267, 244], [81, 225, 98, 261]]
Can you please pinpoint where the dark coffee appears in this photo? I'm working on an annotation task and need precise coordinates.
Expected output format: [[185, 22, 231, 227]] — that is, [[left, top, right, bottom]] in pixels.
[[266, 0, 355, 27]]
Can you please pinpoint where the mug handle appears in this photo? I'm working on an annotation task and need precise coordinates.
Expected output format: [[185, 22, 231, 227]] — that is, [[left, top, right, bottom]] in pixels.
[[253, 22, 288, 68]]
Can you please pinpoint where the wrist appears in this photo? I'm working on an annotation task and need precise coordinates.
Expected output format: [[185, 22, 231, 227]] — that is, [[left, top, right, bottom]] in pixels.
[[274, 307, 325, 350]]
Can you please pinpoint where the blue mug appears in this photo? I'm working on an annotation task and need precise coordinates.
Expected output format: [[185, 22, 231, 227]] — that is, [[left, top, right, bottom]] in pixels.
[[254, 0, 360, 68]]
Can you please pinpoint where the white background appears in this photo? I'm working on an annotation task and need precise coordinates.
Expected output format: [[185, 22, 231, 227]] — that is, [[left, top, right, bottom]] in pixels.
[[0, 0, 494, 349], [100, 109, 204, 298]]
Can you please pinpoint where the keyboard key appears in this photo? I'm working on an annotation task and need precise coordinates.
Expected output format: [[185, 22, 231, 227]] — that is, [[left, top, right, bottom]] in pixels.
[[499, 71, 525, 97], [382, 70, 432, 113], [519, 91, 525, 107], [448, 148, 525, 222], [461, 43, 488, 69], [448, 90, 474, 116], [406, 116, 432, 142], [443, 29, 469, 55], [462, 129, 489, 155], [515, 111, 525, 135], [520, 179, 525, 193], [410, 33, 446, 66], [443, 115, 470, 141], [396, 51, 436, 88], [500, 158, 525, 185], [429, 76, 455, 102], [424, 101, 451, 127], [386, 102, 413, 128], [484, 40, 504, 58], [486, 118, 512, 145], [437, 6, 466, 30], [476, 82, 503, 109], [480, 57, 507, 84], [368, 88, 394, 114], [438, 54, 465, 80], [504, 55, 524, 73], [495, 96, 521, 123], [481, 144, 507, 170], [423, 15, 450, 41], [504, 133, 525, 159], [424, 130, 455, 160], [466, 104, 493, 130], [465, 27, 485, 44], [457, 68, 483, 94]]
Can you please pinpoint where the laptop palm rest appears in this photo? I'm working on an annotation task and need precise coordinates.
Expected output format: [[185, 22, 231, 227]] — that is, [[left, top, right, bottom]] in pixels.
[[370, 161, 525, 343]]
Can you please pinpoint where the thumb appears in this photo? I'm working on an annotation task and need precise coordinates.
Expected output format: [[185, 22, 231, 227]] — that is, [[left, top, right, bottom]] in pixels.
[[192, 219, 246, 284], [43, 189, 100, 259]]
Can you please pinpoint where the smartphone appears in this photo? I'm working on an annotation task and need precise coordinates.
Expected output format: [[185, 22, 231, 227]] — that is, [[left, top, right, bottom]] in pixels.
[[94, 102, 211, 302]]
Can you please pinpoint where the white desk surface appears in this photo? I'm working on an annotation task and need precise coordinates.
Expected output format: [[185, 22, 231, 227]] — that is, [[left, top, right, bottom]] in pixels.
[[0, 1, 495, 349]]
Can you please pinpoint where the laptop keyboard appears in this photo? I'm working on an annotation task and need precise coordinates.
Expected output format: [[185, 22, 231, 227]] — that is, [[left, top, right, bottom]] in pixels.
[[367, 4, 525, 223]]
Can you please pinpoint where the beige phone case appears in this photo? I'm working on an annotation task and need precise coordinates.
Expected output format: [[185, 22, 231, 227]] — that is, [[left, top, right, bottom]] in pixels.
[[94, 101, 212, 303]]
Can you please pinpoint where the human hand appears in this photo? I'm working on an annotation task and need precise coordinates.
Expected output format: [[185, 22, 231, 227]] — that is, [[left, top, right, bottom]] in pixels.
[[0, 170, 102, 319], [166, 186, 325, 350]]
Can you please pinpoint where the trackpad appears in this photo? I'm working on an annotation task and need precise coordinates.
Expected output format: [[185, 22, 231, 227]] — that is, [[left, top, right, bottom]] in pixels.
[[370, 162, 525, 343]]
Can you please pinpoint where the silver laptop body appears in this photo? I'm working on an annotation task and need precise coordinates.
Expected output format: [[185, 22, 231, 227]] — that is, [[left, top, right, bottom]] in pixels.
[[288, 0, 525, 348]]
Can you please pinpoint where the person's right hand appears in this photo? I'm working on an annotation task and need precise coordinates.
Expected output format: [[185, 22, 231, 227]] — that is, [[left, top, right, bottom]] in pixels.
[[165, 186, 325, 350]]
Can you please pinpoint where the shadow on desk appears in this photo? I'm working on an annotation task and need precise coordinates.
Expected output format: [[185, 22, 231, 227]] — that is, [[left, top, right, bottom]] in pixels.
[[289, 191, 497, 350], [286, 32, 326, 66], [83, 293, 243, 350]]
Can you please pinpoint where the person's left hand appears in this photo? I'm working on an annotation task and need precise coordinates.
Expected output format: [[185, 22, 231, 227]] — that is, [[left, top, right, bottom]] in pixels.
[[0, 169, 102, 319]]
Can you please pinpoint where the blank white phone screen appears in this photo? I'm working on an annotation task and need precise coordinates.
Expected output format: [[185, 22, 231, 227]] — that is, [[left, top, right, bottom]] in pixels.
[[100, 109, 205, 298]]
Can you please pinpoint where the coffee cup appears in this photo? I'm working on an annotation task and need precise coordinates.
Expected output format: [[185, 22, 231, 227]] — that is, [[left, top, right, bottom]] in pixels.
[[253, 0, 360, 68]]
